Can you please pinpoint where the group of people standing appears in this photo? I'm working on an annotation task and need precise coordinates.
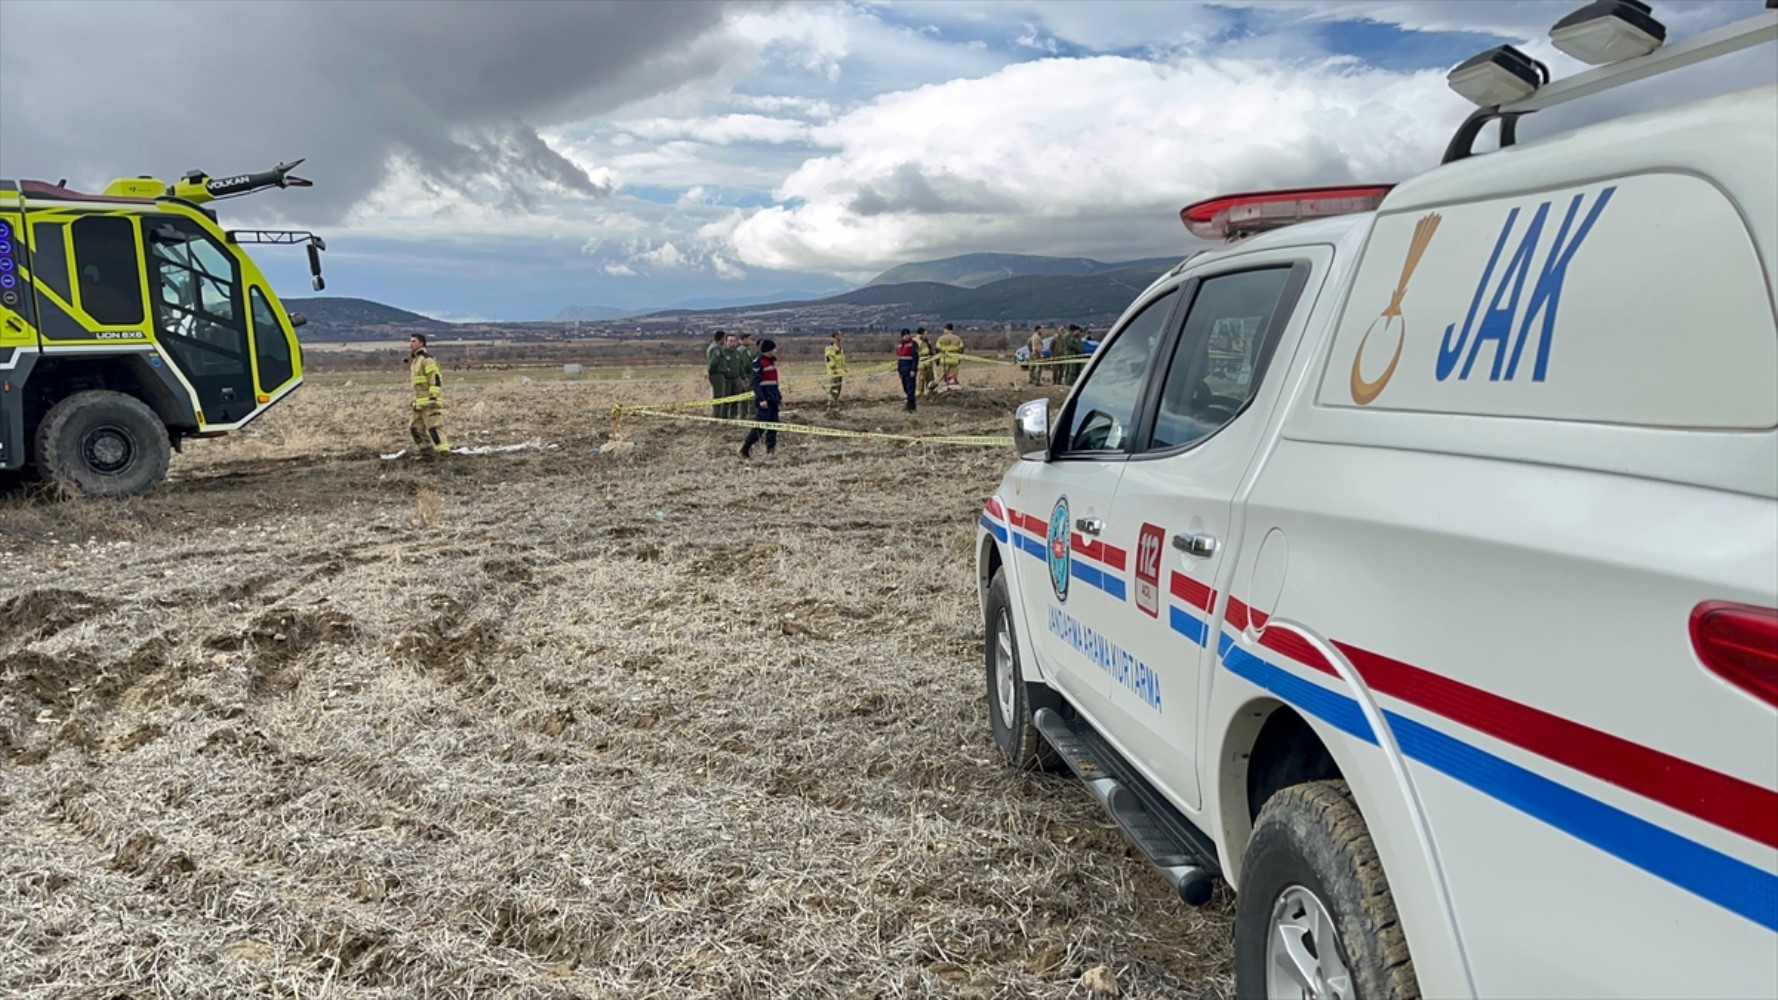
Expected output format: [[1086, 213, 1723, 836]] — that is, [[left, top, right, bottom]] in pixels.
[[1024, 324, 1088, 386], [398, 320, 1087, 464], [705, 330, 763, 420], [894, 324, 966, 411], [712, 324, 973, 426], [703, 329, 784, 459]]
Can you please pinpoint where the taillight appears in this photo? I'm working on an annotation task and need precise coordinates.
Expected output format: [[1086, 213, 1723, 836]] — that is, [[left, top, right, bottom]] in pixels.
[[1691, 601, 1778, 709]]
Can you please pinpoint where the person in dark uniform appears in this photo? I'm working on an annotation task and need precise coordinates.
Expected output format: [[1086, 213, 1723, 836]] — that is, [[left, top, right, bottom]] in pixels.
[[895, 328, 920, 412], [741, 338, 781, 458]]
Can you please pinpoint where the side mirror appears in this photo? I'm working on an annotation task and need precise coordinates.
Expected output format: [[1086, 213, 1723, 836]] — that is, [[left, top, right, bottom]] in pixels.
[[306, 242, 324, 292], [1014, 398, 1051, 460], [311, 275, 326, 292], [288, 311, 308, 329]]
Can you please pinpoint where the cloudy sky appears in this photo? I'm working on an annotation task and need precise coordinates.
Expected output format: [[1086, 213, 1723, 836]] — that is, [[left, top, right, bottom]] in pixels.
[[0, 0, 1765, 320]]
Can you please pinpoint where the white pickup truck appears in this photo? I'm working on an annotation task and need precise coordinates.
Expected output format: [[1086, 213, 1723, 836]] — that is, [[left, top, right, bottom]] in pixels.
[[975, 8, 1778, 998]]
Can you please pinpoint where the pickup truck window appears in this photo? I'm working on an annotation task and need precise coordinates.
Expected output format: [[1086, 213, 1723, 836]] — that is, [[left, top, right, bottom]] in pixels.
[[1147, 267, 1293, 452], [1059, 288, 1176, 454]]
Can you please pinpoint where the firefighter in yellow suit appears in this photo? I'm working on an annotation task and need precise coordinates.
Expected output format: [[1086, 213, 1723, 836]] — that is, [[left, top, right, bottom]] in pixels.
[[408, 333, 450, 458], [824, 328, 847, 412], [935, 323, 964, 390], [914, 327, 937, 397]]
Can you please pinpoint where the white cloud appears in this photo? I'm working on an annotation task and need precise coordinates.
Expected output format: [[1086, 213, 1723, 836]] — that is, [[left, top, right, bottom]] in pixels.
[[415, 309, 498, 324], [635, 241, 690, 269], [620, 113, 818, 145], [728, 93, 838, 120], [724, 52, 1467, 275], [884, 0, 1234, 54], [602, 263, 639, 277], [729, 4, 853, 82], [1015, 23, 1059, 54]]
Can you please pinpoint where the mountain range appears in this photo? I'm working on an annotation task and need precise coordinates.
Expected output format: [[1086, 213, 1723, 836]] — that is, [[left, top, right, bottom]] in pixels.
[[642, 259, 1174, 326], [863, 252, 1179, 289], [281, 296, 445, 338], [285, 251, 1185, 338]]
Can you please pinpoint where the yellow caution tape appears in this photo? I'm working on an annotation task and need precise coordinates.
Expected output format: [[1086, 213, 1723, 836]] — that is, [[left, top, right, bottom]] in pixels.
[[609, 352, 1082, 414], [612, 405, 1014, 447], [619, 388, 758, 411], [615, 361, 905, 413], [958, 352, 1092, 367]]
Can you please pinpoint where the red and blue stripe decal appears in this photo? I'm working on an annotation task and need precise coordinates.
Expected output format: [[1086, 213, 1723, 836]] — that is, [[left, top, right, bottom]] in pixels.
[[1002, 507, 1128, 601], [979, 498, 1009, 545], [981, 504, 1778, 928], [1070, 534, 1127, 601], [1002, 506, 1049, 562], [1168, 572, 1216, 647], [1219, 597, 1778, 932]]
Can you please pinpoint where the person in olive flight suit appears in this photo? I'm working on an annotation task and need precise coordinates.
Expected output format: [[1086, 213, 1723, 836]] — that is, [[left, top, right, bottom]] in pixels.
[[719, 332, 750, 419], [408, 333, 450, 458], [706, 330, 728, 418]]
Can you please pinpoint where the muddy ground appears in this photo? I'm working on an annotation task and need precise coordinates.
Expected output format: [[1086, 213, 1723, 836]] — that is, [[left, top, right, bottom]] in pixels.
[[0, 360, 1234, 998]]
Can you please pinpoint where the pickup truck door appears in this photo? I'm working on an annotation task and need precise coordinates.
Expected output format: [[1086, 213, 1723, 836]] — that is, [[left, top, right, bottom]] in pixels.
[[1007, 287, 1182, 721], [1100, 249, 1328, 809]]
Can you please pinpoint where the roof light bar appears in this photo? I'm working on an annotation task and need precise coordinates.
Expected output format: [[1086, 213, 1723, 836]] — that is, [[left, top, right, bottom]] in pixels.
[[1551, 0, 1666, 65], [1442, 7, 1776, 163], [1447, 44, 1549, 107], [1180, 185, 1394, 241]]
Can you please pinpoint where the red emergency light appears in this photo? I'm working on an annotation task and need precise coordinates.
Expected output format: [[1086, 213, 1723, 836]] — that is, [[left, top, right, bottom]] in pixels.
[[1180, 184, 1395, 241]]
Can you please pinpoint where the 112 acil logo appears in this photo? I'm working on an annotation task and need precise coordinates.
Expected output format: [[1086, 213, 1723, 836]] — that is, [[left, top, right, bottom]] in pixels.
[[1437, 186, 1616, 384]]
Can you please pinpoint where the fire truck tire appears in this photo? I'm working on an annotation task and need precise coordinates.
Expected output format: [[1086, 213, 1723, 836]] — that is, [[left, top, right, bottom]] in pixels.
[[985, 569, 1057, 771], [1234, 780, 1419, 1000], [34, 391, 171, 498]]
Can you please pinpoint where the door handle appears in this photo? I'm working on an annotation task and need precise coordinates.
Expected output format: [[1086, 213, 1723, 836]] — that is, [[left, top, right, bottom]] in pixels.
[[1173, 532, 1218, 558], [1075, 517, 1104, 536]]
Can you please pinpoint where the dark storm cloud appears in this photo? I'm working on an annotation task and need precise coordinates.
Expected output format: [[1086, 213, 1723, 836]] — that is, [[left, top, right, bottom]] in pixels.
[[847, 163, 1021, 217], [0, 0, 766, 220]]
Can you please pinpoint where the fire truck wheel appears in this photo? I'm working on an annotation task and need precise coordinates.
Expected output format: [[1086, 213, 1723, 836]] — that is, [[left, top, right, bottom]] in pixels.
[[35, 391, 171, 499], [1235, 780, 1419, 1000], [985, 569, 1056, 770]]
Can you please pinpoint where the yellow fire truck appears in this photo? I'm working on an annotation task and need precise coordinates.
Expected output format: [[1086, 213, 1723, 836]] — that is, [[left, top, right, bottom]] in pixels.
[[0, 160, 323, 496]]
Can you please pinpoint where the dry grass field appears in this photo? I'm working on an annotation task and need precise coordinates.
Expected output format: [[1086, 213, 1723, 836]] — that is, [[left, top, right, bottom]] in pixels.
[[0, 358, 1235, 999]]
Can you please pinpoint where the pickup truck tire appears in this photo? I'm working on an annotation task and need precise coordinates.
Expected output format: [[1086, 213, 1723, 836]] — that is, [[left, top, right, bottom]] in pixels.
[[1234, 780, 1418, 1000], [34, 390, 171, 499], [984, 569, 1056, 770]]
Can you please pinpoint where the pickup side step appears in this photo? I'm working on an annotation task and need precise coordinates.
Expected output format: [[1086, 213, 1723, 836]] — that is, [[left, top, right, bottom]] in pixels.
[[1034, 706, 1221, 906]]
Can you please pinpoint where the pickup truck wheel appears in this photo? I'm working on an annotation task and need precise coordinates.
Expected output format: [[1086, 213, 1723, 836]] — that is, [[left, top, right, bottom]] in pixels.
[[34, 390, 171, 499], [1235, 781, 1418, 1000], [985, 569, 1056, 770]]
